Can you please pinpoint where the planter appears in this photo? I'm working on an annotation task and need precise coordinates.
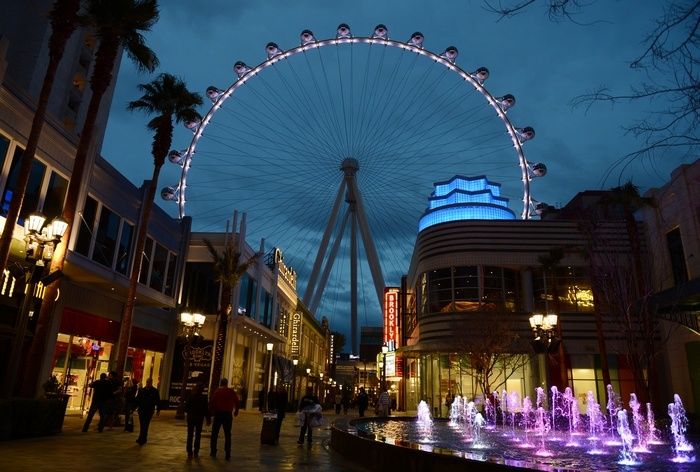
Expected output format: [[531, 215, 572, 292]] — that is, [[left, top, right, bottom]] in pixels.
[[0, 395, 69, 440]]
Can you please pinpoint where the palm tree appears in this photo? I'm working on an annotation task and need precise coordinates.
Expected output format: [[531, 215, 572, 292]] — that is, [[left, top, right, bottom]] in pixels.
[[21, 0, 159, 397], [0, 0, 81, 274], [203, 237, 260, 393], [113, 73, 202, 375]]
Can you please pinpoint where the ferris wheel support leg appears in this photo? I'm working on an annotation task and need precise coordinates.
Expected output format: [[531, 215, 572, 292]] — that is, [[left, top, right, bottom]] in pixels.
[[346, 177, 386, 309], [350, 201, 358, 356], [309, 208, 350, 314], [303, 179, 347, 307]]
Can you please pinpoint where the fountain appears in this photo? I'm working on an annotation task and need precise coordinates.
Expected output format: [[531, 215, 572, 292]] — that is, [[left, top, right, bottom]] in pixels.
[[339, 388, 697, 472]]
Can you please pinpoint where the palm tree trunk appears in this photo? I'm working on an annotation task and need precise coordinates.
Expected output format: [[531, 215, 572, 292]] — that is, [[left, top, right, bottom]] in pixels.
[[0, 0, 79, 274], [20, 37, 120, 397], [209, 286, 232, 393], [114, 162, 163, 376]]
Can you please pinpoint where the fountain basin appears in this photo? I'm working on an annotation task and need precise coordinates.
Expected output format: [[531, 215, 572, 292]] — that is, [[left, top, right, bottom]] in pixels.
[[330, 417, 697, 472]]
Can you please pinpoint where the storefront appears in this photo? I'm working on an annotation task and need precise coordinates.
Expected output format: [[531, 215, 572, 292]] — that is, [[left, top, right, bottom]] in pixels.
[[50, 308, 167, 414]]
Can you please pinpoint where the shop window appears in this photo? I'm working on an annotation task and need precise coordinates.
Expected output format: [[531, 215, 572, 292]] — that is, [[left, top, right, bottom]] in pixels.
[[1, 147, 46, 223], [262, 291, 273, 327], [139, 237, 154, 285], [115, 221, 133, 275], [75, 196, 98, 256], [92, 205, 120, 267], [149, 243, 168, 291], [238, 273, 257, 316], [43, 171, 68, 221]]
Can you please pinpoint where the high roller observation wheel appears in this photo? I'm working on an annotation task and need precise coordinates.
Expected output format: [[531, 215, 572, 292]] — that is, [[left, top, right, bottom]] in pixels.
[[164, 23, 547, 222], [161, 23, 550, 323]]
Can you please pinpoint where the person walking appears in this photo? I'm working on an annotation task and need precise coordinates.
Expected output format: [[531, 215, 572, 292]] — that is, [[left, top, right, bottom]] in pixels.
[[82, 373, 112, 433], [297, 387, 320, 446], [334, 392, 342, 414], [272, 385, 288, 443], [184, 382, 210, 459], [123, 377, 138, 432], [357, 387, 369, 417], [135, 378, 160, 445], [209, 378, 240, 460]]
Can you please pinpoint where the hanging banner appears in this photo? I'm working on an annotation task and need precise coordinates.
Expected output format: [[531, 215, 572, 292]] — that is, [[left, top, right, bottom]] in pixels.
[[383, 287, 400, 347], [291, 312, 302, 358]]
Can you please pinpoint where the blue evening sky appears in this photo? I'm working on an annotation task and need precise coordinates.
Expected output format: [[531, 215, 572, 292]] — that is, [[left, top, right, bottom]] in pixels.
[[101, 0, 685, 346]]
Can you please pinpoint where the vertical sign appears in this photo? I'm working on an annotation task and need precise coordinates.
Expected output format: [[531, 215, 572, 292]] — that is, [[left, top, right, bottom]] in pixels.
[[383, 287, 399, 347], [291, 312, 302, 358]]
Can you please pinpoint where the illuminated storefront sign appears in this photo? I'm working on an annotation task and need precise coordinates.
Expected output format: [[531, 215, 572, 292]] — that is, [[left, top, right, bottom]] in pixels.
[[291, 312, 302, 357], [383, 287, 399, 347]]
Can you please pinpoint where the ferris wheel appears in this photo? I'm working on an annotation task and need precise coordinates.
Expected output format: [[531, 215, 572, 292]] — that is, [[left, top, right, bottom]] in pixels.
[[161, 24, 547, 350]]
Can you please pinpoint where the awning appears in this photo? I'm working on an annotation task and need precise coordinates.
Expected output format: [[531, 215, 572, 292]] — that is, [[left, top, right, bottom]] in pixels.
[[232, 314, 286, 344], [395, 340, 460, 357]]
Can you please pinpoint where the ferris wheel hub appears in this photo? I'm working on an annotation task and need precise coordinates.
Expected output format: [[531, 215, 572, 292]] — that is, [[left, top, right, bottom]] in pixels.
[[340, 157, 360, 175]]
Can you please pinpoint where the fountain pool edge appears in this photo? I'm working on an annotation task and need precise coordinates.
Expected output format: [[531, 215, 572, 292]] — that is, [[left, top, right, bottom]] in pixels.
[[330, 417, 537, 472]]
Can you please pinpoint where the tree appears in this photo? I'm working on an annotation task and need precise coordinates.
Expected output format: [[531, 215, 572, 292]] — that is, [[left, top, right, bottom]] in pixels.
[[21, 0, 159, 397], [452, 313, 530, 399], [203, 237, 259, 394], [331, 331, 346, 355], [113, 73, 202, 376], [487, 1, 700, 168], [0, 0, 81, 274]]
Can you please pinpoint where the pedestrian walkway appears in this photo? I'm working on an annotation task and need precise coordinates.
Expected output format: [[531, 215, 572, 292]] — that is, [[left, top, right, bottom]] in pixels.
[[0, 409, 371, 472]]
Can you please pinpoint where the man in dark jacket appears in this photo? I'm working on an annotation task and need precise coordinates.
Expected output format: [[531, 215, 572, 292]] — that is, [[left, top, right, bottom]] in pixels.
[[135, 378, 160, 445], [184, 382, 210, 458], [82, 373, 112, 433], [297, 387, 320, 445]]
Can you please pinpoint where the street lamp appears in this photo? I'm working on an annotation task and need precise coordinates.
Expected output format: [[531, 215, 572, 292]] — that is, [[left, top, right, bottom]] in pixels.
[[292, 358, 298, 404], [306, 367, 311, 391], [529, 313, 559, 353], [2, 213, 68, 398], [175, 311, 205, 419], [319, 372, 324, 398], [265, 342, 274, 411]]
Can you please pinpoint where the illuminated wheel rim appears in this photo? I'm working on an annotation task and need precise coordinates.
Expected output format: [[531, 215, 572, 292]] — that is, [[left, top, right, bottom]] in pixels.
[[164, 24, 543, 316]]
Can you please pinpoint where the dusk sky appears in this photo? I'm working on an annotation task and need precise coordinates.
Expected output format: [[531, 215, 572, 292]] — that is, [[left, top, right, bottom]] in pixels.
[[100, 0, 688, 346]]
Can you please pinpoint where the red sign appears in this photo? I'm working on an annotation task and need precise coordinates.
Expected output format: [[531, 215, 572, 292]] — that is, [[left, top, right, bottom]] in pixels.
[[383, 287, 399, 347]]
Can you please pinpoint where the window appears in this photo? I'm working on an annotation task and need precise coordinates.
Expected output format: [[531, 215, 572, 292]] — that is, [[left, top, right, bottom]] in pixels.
[[666, 228, 688, 286], [149, 243, 168, 292], [0, 135, 9, 172], [428, 268, 452, 313], [75, 196, 98, 256], [115, 222, 133, 275], [43, 171, 68, 221], [164, 252, 177, 296], [92, 206, 120, 267], [139, 237, 154, 285], [1, 147, 46, 223]]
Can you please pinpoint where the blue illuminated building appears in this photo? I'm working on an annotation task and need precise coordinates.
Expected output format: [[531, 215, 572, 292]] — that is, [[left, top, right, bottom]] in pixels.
[[418, 175, 515, 231]]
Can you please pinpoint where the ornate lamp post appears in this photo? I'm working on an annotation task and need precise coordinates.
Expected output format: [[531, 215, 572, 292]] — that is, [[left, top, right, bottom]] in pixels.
[[306, 367, 311, 393], [292, 358, 298, 404], [1, 213, 67, 398], [319, 372, 324, 399], [175, 311, 205, 419], [265, 342, 274, 411], [529, 313, 559, 353]]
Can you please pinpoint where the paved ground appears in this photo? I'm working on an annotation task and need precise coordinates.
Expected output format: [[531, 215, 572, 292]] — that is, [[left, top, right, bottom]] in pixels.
[[0, 409, 372, 472]]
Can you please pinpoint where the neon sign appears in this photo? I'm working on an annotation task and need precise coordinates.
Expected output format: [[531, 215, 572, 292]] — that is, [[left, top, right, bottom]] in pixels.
[[383, 287, 399, 347]]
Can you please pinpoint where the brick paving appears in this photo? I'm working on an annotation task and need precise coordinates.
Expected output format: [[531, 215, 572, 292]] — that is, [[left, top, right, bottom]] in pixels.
[[0, 409, 371, 472]]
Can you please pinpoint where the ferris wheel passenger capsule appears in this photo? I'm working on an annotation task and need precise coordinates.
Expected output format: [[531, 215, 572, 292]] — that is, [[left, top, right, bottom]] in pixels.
[[206, 86, 224, 103], [161, 186, 178, 201], [300, 29, 316, 45], [372, 24, 388, 39], [336, 23, 352, 39], [168, 149, 187, 165], [266, 42, 283, 59], [184, 119, 201, 132], [516, 126, 535, 142], [234, 61, 252, 78], [534, 202, 553, 216], [530, 162, 547, 177], [496, 94, 516, 112], [409, 32, 424, 48], [470, 67, 489, 84], [440, 46, 458, 63]]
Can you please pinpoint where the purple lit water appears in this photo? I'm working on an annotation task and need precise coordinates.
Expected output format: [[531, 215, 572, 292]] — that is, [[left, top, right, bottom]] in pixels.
[[354, 389, 697, 471]]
